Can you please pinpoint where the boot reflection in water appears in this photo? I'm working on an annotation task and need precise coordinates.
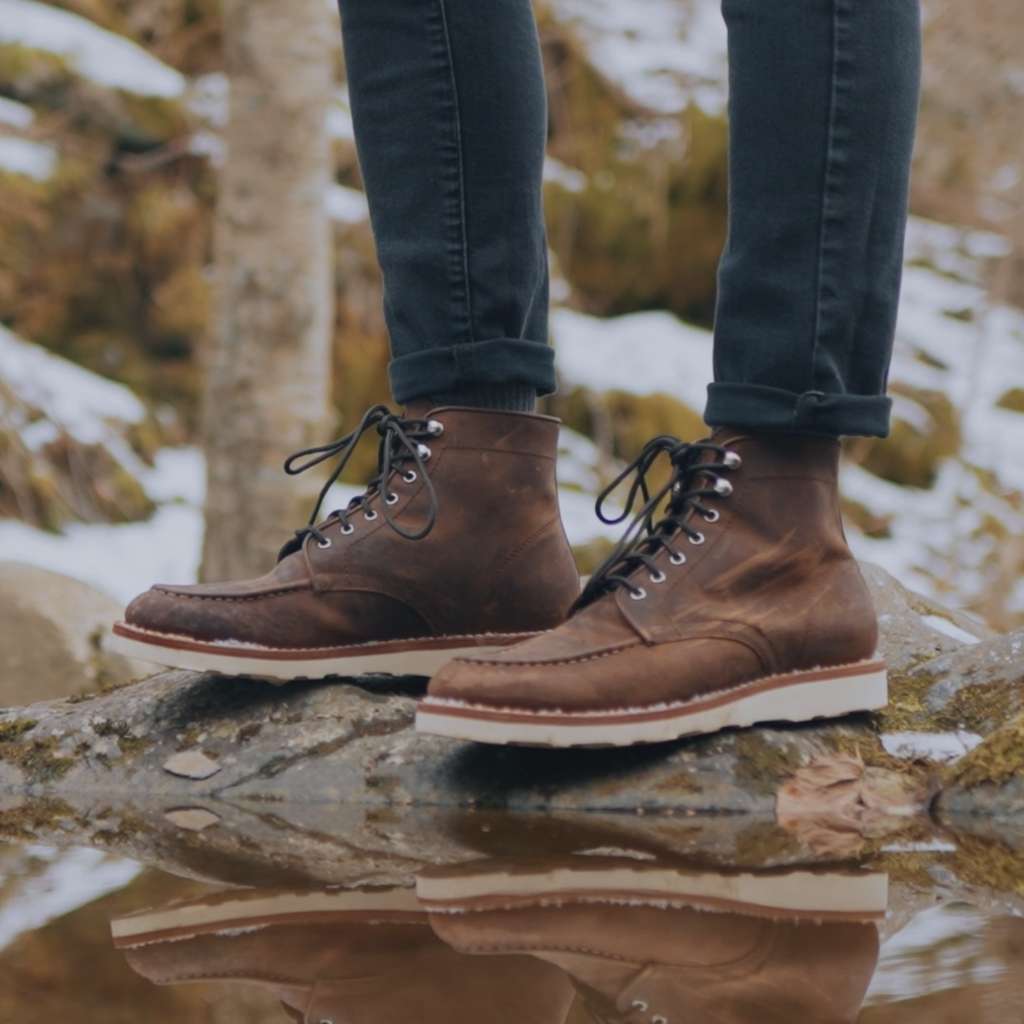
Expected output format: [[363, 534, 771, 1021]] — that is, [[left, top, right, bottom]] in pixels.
[[418, 857, 886, 1024], [110, 885, 575, 1023]]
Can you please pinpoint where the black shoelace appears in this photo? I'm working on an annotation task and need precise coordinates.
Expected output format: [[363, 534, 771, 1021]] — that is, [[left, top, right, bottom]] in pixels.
[[279, 404, 442, 560], [574, 435, 741, 611]]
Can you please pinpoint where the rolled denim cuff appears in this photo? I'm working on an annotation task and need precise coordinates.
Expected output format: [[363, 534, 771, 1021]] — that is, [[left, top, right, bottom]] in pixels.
[[389, 338, 556, 406], [705, 382, 892, 438]]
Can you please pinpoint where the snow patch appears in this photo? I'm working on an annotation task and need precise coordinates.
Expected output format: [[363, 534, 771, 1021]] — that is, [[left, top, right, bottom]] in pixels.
[[548, 0, 728, 114], [326, 183, 369, 224], [0, 0, 186, 97], [0, 324, 145, 443], [921, 615, 982, 645], [553, 307, 713, 416], [0, 95, 34, 128], [0, 846, 141, 951], [0, 135, 55, 179], [880, 731, 983, 762]]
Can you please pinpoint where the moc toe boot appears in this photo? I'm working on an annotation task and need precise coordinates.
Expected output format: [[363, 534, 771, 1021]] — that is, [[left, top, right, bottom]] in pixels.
[[419, 428, 886, 746], [422, 860, 882, 1024], [111, 405, 580, 681]]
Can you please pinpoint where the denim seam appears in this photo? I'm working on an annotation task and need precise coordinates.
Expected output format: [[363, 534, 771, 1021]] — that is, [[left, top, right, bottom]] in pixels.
[[433, 0, 475, 356], [808, 0, 852, 427]]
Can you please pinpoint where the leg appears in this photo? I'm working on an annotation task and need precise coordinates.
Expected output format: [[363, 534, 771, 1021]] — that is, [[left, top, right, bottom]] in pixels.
[[420, 0, 923, 746], [338, 0, 553, 411], [112, 1, 581, 678], [708, 0, 922, 438]]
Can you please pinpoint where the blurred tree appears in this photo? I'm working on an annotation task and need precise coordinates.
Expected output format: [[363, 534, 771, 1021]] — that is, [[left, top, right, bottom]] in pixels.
[[200, 0, 334, 580]]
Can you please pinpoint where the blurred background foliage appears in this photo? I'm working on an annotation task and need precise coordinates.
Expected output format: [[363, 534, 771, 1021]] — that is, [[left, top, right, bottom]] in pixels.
[[1, 0, 1023, 626]]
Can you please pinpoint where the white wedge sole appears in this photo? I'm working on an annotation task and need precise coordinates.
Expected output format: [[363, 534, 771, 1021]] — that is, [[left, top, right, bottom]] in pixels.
[[110, 622, 533, 683], [417, 862, 888, 921], [111, 887, 424, 948], [415, 660, 888, 748]]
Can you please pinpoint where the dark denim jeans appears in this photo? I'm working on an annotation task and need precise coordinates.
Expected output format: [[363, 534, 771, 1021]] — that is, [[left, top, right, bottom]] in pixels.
[[337, 0, 921, 438]]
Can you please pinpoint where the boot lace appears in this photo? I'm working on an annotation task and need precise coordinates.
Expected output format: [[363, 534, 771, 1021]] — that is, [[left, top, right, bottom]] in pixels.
[[574, 435, 741, 611], [278, 404, 442, 560]]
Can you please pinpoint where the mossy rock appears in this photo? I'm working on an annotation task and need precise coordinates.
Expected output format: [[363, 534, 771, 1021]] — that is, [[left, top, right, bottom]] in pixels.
[[944, 714, 1024, 791], [840, 496, 893, 539], [571, 536, 615, 577], [544, 104, 728, 325], [996, 387, 1024, 414], [552, 385, 706, 499], [847, 384, 961, 488], [0, 43, 73, 101]]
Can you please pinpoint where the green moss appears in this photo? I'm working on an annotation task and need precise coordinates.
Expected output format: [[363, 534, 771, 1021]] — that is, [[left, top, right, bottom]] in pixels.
[[948, 830, 1024, 897], [92, 719, 149, 757], [872, 670, 938, 733], [946, 714, 1024, 790], [0, 735, 75, 783], [0, 797, 77, 841], [732, 820, 803, 865], [0, 719, 38, 742], [732, 733, 804, 794]]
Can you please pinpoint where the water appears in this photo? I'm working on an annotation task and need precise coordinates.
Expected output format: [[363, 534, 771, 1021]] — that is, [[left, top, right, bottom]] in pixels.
[[1, 802, 1023, 1022]]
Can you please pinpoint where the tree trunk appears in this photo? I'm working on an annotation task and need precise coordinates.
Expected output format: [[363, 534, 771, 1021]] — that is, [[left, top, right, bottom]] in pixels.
[[201, 0, 335, 581]]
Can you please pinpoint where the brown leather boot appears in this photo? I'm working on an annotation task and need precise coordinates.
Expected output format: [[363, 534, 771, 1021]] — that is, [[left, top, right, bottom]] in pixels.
[[111, 404, 579, 681], [114, 884, 576, 1024], [422, 859, 882, 1024], [418, 428, 886, 746]]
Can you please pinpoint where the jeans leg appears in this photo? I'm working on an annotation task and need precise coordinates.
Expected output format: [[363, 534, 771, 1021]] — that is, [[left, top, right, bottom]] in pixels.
[[707, 0, 922, 438], [337, 0, 553, 406]]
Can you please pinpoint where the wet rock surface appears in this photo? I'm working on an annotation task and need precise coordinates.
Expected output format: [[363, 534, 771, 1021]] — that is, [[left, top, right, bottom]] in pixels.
[[0, 565, 1021, 822]]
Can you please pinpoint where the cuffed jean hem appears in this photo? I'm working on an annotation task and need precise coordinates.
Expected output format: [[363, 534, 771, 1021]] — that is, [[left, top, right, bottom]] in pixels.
[[704, 383, 892, 438], [389, 337, 556, 406]]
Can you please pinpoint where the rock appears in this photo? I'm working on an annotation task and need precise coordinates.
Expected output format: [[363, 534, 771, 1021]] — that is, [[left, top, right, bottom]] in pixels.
[[162, 750, 222, 780], [858, 562, 993, 676], [936, 713, 1024, 820], [0, 562, 150, 705], [776, 753, 930, 859], [0, 566, 1017, 821], [164, 807, 221, 831]]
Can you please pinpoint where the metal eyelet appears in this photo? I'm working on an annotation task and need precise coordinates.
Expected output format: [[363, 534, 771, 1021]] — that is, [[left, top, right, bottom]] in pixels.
[[340, 524, 355, 535], [364, 509, 378, 521], [629, 588, 648, 601], [317, 538, 331, 549], [712, 477, 733, 497], [385, 492, 399, 505], [416, 443, 432, 461], [669, 552, 686, 565], [319, 1019, 335, 1024], [689, 532, 705, 545], [723, 450, 742, 469], [653, 1017, 668, 1024], [426, 419, 444, 436], [403, 470, 418, 483], [649, 570, 666, 584], [703, 508, 720, 524], [631, 1001, 648, 1013]]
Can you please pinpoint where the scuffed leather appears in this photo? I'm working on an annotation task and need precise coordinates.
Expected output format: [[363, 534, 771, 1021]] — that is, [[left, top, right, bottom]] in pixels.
[[124, 408, 580, 648], [430, 429, 879, 710]]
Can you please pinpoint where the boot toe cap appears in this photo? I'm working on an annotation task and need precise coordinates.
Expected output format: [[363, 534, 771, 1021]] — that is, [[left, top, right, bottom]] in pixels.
[[124, 584, 238, 642]]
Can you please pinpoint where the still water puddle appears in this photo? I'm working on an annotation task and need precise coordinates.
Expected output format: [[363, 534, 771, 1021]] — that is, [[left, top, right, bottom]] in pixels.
[[1, 809, 1023, 1022]]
